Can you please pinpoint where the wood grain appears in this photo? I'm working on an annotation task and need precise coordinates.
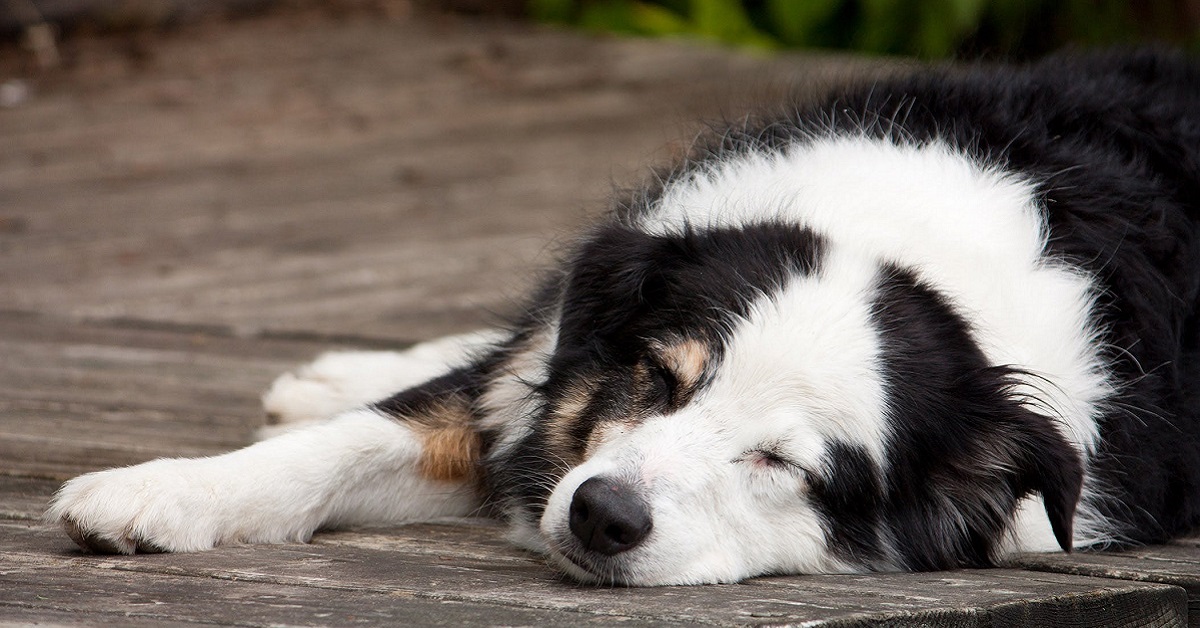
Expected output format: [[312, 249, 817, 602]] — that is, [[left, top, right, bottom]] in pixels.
[[0, 311, 345, 480], [2, 521, 1188, 627]]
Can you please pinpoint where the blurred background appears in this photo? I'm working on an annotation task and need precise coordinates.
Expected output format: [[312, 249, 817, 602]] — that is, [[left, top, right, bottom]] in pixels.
[[2, 0, 1198, 63], [531, 0, 1200, 58], [0, 0, 1196, 344]]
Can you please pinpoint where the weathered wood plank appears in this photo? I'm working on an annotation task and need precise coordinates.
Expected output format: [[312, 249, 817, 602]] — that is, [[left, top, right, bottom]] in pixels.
[[0, 556, 664, 627], [0, 312, 356, 480], [2, 521, 1187, 627], [0, 477, 58, 521], [1016, 543, 1200, 626]]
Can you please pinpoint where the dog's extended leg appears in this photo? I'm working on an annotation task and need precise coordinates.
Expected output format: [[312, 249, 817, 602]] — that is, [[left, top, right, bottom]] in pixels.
[[47, 355, 496, 555]]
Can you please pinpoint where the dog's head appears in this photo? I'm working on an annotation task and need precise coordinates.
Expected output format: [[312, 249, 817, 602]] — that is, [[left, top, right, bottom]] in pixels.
[[498, 218, 1084, 585]]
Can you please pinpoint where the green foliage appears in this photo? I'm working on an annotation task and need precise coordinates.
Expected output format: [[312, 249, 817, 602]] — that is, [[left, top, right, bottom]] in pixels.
[[531, 0, 777, 48], [529, 0, 1200, 59]]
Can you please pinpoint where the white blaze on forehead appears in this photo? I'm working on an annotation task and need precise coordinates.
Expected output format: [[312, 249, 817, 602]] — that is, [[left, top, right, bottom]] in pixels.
[[639, 135, 1109, 454], [712, 247, 890, 462]]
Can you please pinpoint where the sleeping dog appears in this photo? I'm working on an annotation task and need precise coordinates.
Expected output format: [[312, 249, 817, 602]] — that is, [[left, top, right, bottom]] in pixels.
[[48, 50, 1200, 585]]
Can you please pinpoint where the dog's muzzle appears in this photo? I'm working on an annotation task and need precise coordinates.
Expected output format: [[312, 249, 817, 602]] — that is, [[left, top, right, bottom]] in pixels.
[[568, 476, 653, 555]]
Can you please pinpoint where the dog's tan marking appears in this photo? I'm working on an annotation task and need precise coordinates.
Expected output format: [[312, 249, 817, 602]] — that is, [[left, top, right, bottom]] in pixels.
[[654, 337, 709, 392], [390, 399, 481, 483], [551, 382, 593, 424], [544, 381, 594, 463], [415, 422, 481, 482]]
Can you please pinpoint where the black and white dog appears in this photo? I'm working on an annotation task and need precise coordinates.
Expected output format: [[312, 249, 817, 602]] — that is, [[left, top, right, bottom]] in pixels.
[[48, 50, 1200, 585]]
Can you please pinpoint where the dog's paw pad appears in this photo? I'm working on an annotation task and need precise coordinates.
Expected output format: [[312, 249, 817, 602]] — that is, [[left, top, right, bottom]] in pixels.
[[62, 516, 123, 554], [60, 515, 164, 554]]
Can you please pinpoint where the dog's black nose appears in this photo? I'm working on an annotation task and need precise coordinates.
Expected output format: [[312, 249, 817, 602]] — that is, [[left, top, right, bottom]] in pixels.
[[568, 476, 652, 555]]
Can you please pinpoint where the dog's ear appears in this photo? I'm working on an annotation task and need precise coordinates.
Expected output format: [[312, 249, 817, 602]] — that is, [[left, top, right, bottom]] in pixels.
[[559, 225, 665, 348], [951, 364, 1087, 555], [1013, 412, 1085, 552]]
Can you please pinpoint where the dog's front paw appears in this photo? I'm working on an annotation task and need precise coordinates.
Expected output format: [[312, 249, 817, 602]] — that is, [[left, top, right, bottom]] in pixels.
[[46, 459, 231, 554]]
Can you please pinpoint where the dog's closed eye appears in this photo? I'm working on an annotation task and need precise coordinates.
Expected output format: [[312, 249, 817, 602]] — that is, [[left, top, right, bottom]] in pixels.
[[640, 357, 678, 409], [738, 446, 810, 476]]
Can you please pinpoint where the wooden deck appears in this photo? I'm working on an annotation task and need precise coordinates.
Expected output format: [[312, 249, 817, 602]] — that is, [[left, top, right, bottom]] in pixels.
[[0, 8, 1198, 626]]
